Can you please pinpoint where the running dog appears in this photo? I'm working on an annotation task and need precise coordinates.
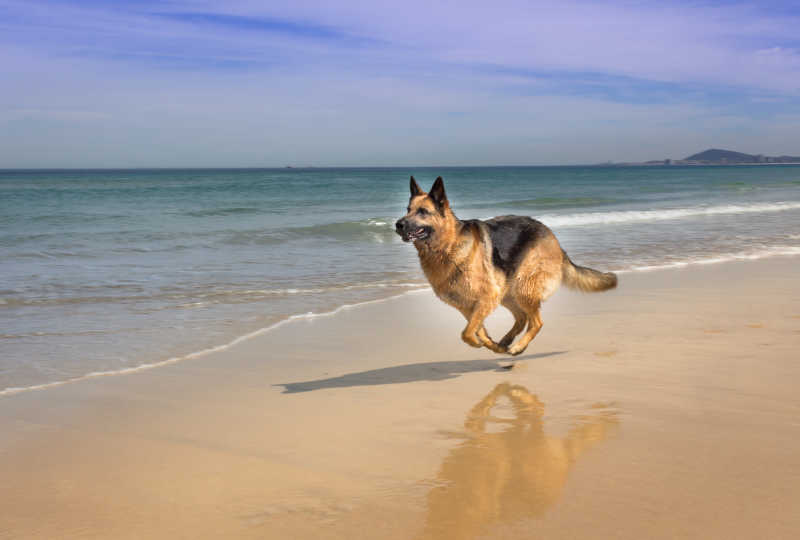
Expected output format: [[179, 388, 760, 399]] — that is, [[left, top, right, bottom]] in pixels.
[[395, 176, 617, 356]]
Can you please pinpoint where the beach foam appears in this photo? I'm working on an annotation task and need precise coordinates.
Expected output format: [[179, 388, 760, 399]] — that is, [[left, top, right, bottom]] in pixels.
[[617, 245, 800, 273], [540, 201, 800, 228]]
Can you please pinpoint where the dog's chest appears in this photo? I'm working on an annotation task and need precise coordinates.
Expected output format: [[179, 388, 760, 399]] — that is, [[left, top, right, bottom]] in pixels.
[[437, 286, 467, 307], [422, 260, 477, 307]]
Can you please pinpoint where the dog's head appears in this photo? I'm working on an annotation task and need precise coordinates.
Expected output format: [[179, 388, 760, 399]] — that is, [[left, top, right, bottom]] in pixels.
[[395, 176, 451, 244]]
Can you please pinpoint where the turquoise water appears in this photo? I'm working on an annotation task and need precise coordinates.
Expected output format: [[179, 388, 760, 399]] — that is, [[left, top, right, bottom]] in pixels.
[[2, 166, 800, 392]]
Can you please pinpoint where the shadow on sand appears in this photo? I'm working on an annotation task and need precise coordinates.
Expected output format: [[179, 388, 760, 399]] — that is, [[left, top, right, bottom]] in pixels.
[[275, 352, 566, 393]]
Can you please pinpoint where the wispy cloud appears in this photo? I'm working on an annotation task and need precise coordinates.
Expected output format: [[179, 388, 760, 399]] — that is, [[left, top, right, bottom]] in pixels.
[[150, 11, 375, 45], [1, 0, 799, 166]]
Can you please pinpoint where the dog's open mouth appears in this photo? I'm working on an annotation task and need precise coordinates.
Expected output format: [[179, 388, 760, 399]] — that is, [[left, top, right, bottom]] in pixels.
[[403, 226, 431, 242]]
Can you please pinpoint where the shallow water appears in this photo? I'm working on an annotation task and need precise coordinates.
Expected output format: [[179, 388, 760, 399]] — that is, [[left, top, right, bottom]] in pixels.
[[2, 165, 799, 391]]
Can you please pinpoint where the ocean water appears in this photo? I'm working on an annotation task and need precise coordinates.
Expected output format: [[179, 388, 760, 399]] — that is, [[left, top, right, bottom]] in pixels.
[[2, 166, 800, 393]]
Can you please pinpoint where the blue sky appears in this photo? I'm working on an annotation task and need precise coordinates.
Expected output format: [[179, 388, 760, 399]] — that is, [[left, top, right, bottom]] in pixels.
[[1, 0, 799, 167]]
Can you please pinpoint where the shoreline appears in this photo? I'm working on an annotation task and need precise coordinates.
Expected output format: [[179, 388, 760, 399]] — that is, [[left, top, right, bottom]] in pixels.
[[3, 251, 800, 398], [0, 289, 431, 398]]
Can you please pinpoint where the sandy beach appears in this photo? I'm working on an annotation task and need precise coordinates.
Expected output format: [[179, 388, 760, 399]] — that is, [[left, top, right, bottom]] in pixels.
[[1, 257, 799, 539]]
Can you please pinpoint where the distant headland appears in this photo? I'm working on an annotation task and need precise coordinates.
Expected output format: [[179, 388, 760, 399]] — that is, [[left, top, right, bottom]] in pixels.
[[609, 148, 800, 166]]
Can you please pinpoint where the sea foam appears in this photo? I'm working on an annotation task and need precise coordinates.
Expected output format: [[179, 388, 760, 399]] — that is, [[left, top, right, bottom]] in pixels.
[[538, 201, 800, 228]]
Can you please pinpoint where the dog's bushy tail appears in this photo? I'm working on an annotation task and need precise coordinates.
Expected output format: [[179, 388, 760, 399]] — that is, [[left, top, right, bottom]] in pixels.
[[562, 252, 617, 292]]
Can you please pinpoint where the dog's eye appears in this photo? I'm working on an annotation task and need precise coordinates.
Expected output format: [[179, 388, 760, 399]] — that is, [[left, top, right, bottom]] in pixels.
[[417, 208, 429, 216]]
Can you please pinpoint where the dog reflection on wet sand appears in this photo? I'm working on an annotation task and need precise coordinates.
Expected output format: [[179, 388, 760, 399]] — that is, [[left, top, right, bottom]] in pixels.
[[419, 384, 618, 540]]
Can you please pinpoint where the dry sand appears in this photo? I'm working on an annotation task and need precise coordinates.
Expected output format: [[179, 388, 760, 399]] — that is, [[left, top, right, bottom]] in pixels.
[[1, 258, 799, 539]]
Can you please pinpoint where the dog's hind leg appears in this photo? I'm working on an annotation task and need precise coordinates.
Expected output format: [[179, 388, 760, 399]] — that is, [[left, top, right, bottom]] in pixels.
[[499, 299, 528, 349], [507, 300, 543, 356]]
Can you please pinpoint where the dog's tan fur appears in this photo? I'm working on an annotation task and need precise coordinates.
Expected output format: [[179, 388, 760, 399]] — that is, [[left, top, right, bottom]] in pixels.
[[396, 176, 617, 356]]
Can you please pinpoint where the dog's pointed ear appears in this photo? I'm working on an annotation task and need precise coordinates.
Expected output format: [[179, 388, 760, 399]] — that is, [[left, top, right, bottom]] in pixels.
[[410, 176, 423, 197], [429, 176, 447, 208]]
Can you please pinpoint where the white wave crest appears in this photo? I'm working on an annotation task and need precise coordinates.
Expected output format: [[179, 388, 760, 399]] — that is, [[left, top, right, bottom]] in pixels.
[[617, 245, 800, 273], [539, 201, 800, 228]]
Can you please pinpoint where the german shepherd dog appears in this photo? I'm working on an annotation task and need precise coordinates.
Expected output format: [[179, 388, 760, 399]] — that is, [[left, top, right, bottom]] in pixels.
[[395, 177, 617, 356]]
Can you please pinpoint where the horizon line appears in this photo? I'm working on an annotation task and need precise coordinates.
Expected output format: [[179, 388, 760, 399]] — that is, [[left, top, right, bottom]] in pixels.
[[5, 163, 800, 172]]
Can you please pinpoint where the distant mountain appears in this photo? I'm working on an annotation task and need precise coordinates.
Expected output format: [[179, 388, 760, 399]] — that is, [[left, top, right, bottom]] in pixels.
[[605, 148, 800, 167], [679, 148, 800, 165], [684, 149, 757, 163]]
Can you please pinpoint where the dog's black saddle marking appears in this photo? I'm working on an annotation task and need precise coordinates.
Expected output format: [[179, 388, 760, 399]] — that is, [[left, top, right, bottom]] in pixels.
[[462, 216, 549, 276]]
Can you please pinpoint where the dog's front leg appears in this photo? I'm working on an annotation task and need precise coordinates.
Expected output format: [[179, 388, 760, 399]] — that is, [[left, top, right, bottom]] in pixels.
[[477, 326, 508, 354], [461, 303, 506, 353], [460, 328, 482, 348], [459, 304, 487, 348]]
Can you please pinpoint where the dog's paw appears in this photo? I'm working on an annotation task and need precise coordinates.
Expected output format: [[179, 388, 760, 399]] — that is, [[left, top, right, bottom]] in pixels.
[[488, 342, 508, 354], [507, 344, 527, 356], [460, 332, 482, 348]]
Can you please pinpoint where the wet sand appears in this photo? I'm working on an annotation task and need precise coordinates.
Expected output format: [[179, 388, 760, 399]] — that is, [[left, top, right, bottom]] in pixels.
[[1, 258, 800, 539]]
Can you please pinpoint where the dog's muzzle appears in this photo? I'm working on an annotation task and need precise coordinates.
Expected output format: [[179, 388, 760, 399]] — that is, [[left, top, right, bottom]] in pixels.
[[395, 219, 430, 242]]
